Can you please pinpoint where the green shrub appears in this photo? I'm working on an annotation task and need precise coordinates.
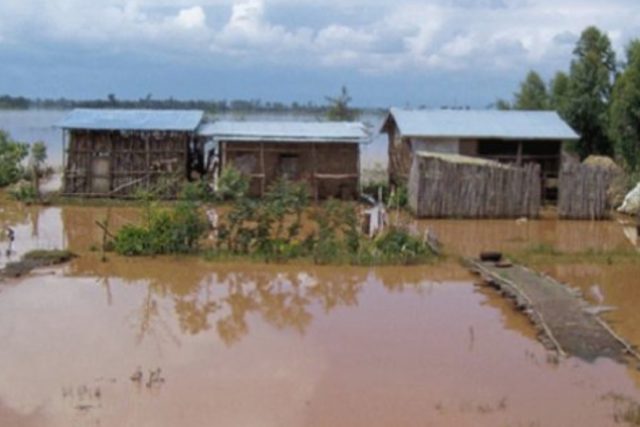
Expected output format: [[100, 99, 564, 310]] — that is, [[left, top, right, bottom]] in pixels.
[[114, 201, 208, 256], [180, 180, 214, 202], [361, 181, 390, 203], [373, 226, 431, 265], [388, 184, 408, 209], [220, 177, 309, 261], [217, 166, 250, 201], [8, 181, 38, 202], [0, 131, 29, 187]]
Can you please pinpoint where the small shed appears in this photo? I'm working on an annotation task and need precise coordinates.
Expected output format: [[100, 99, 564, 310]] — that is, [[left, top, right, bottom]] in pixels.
[[199, 121, 369, 199], [381, 108, 579, 201], [59, 109, 204, 197]]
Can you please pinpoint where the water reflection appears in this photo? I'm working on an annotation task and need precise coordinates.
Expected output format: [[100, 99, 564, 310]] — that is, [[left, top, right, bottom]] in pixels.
[[4, 204, 640, 426], [70, 257, 450, 348]]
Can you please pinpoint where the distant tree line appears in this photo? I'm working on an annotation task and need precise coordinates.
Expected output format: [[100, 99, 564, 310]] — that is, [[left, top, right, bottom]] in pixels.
[[497, 26, 640, 172], [0, 89, 369, 118]]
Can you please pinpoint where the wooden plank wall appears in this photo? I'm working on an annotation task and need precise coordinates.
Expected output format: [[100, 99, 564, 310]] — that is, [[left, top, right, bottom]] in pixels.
[[63, 130, 189, 198], [558, 163, 611, 220], [409, 156, 541, 218], [222, 141, 359, 200]]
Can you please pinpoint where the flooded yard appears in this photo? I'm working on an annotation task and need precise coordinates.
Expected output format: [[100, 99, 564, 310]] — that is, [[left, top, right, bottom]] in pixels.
[[2, 202, 640, 426]]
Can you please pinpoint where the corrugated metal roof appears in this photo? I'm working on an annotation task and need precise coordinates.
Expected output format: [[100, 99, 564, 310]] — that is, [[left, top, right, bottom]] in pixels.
[[382, 108, 579, 140], [58, 108, 204, 131], [199, 121, 369, 144]]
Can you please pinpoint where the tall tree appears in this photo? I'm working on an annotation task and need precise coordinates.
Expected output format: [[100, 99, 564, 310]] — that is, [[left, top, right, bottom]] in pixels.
[[562, 26, 617, 158], [550, 71, 570, 111], [326, 86, 357, 121], [513, 71, 549, 110], [610, 40, 640, 170]]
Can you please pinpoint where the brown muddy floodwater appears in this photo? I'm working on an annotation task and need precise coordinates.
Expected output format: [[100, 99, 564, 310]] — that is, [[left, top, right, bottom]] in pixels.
[[1, 203, 640, 427]]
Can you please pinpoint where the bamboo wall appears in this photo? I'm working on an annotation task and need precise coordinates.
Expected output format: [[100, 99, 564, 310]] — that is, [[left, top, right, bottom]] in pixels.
[[558, 163, 612, 220], [409, 154, 541, 218], [64, 130, 190, 198], [222, 141, 359, 200]]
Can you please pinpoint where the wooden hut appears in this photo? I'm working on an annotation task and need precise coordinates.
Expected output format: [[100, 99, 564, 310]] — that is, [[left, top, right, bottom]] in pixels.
[[381, 108, 578, 202], [59, 109, 204, 197], [199, 121, 369, 199]]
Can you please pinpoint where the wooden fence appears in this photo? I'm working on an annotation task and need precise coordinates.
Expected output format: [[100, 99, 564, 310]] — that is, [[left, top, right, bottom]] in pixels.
[[408, 152, 541, 218], [558, 163, 612, 220]]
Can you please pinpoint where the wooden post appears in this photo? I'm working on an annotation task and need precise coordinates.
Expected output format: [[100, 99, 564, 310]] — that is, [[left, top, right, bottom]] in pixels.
[[109, 132, 115, 195], [356, 143, 361, 199], [516, 141, 523, 167], [220, 141, 226, 172], [260, 142, 266, 197], [62, 129, 67, 193], [312, 142, 318, 202]]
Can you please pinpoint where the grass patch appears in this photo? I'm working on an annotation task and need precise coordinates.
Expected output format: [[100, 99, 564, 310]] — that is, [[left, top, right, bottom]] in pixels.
[[508, 243, 639, 266]]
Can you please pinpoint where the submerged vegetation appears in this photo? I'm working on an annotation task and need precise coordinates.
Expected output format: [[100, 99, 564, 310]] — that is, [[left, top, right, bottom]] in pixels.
[[508, 243, 639, 266], [1, 249, 75, 279], [110, 170, 435, 265]]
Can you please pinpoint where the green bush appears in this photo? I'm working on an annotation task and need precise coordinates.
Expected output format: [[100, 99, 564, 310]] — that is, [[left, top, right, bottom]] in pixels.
[[0, 130, 29, 187], [114, 201, 208, 256], [217, 166, 250, 201], [361, 181, 390, 203], [388, 184, 408, 209], [180, 180, 214, 202], [308, 200, 433, 265], [220, 177, 309, 261], [8, 181, 38, 202], [373, 226, 431, 265]]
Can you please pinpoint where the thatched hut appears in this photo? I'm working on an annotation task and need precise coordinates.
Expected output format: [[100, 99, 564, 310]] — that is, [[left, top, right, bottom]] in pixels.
[[381, 108, 578, 201], [199, 121, 369, 199], [59, 109, 204, 197]]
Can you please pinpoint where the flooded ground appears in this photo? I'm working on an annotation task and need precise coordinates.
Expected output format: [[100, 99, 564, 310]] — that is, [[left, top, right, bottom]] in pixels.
[[1, 201, 640, 426]]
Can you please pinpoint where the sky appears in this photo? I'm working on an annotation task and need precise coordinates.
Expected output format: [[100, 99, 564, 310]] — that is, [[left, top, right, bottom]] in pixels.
[[0, 0, 638, 108]]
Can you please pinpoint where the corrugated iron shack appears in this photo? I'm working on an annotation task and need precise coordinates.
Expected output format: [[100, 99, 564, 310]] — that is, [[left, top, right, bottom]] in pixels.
[[59, 109, 204, 197], [199, 121, 369, 200], [381, 108, 579, 201]]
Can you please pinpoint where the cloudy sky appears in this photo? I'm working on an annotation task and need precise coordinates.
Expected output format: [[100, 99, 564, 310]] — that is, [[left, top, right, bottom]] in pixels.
[[0, 0, 638, 107]]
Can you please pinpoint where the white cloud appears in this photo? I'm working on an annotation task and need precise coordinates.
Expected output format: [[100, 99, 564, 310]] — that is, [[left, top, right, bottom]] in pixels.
[[173, 6, 207, 30], [0, 0, 638, 73], [212, 0, 313, 56]]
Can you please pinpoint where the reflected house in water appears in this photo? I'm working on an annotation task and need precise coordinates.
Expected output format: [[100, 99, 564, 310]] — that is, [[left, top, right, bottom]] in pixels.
[[199, 121, 370, 200], [381, 108, 579, 203], [59, 109, 205, 198]]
